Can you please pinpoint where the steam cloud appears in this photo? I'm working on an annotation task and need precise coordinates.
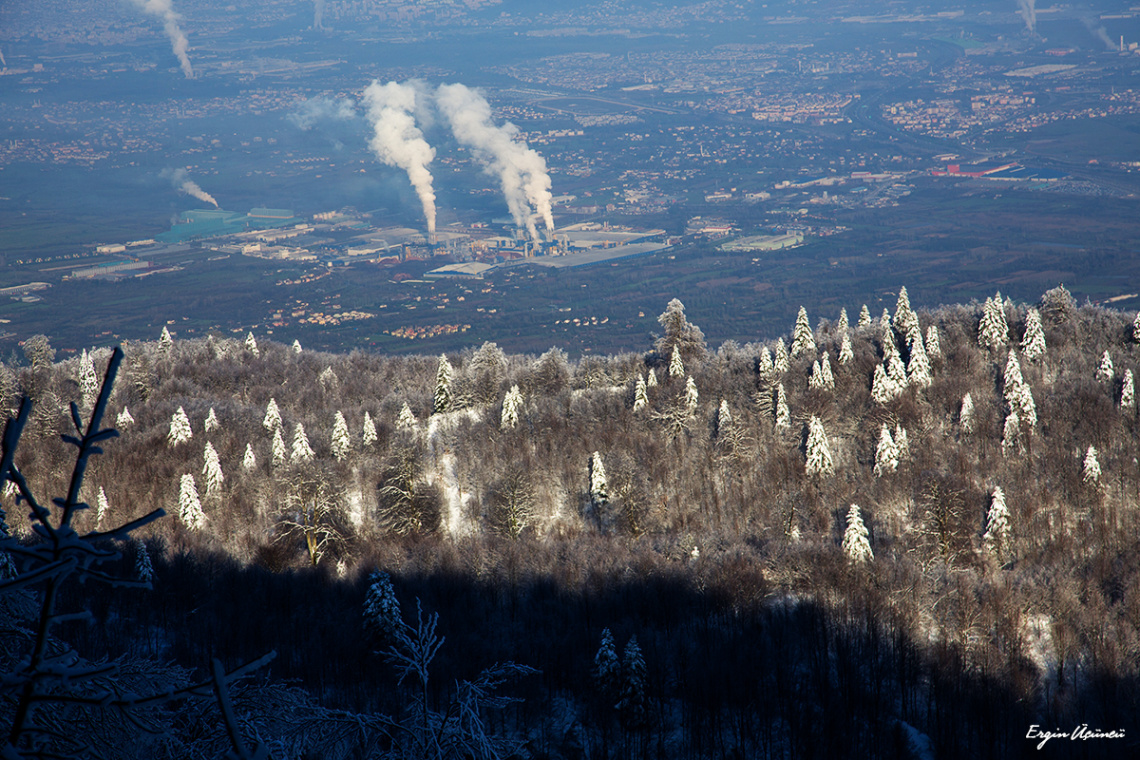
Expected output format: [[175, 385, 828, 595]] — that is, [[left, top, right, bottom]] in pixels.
[[1081, 16, 1116, 51], [313, 0, 325, 30], [0, 47, 6, 69], [1016, 0, 1037, 35], [362, 81, 437, 234], [436, 83, 555, 241], [130, 0, 194, 78], [162, 168, 218, 207], [288, 96, 357, 131]]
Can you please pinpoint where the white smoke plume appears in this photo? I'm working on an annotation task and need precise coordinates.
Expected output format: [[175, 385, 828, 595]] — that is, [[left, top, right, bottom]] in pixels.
[[1081, 16, 1116, 51], [313, 0, 325, 30], [0, 47, 6, 69], [436, 83, 554, 241], [130, 0, 194, 78], [288, 96, 357, 130], [1016, 0, 1037, 35], [162, 168, 218, 207], [362, 81, 437, 235]]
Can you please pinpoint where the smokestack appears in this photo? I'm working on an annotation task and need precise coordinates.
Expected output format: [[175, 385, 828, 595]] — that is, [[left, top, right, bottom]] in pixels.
[[129, 0, 194, 78], [162, 168, 218, 207], [435, 83, 555, 242], [362, 80, 437, 235]]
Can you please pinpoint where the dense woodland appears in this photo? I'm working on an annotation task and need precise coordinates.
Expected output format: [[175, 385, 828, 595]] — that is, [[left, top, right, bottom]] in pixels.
[[2, 286, 1139, 758]]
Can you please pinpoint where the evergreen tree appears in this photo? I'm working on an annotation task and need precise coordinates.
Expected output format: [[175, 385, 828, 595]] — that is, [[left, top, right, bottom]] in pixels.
[[646, 367, 658, 388], [960, 392, 975, 434], [791, 306, 816, 357], [202, 441, 224, 497], [773, 338, 789, 374], [655, 298, 707, 364], [838, 334, 854, 365], [668, 344, 685, 378], [501, 385, 523, 429], [983, 486, 1011, 562], [362, 411, 378, 446], [683, 376, 699, 417], [894, 424, 909, 460], [78, 349, 99, 410], [879, 308, 892, 335], [1001, 410, 1021, 455], [804, 415, 834, 478], [1020, 308, 1046, 361], [292, 339, 303, 354], [116, 406, 135, 427], [203, 407, 219, 433], [1003, 350, 1025, 407], [1016, 383, 1037, 428], [836, 307, 849, 333], [242, 443, 257, 471], [906, 334, 932, 387], [134, 538, 154, 584], [819, 353, 834, 389], [716, 399, 733, 439], [167, 406, 193, 447], [871, 364, 895, 405], [245, 331, 260, 357], [618, 636, 647, 728], [1122, 369, 1135, 410], [774, 383, 790, 429], [158, 325, 174, 353], [397, 402, 418, 431], [292, 423, 315, 462], [1082, 445, 1101, 484], [318, 366, 340, 396], [362, 571, 403, 647], [886, 350, 908, 391], [842, 504, 874, 564], [857, 304, 872, 328], [1096, 350, 1114, 383], [893, 286, 919, 339], [978, 295, 1009, 350], [593, 628, 620, 705], [271, 427, 287, 467], [873, 424, 898, 477], [925, 324, 941, 358], [808, 360, 825, 390], [178, 473, 206, 530], [332, 411, 351, 461], [1134, 312, 1140, 343], [263, 398, 282, 433], [758, 347, 774, 375], [96, 486, 110, 530], [633, 375, 648, 413], [589, 451, 608, 510], [433, 354, 454, 414]]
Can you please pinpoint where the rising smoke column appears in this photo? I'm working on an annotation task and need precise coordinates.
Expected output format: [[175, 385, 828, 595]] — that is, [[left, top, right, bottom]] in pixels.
[[1016, 0, 1037, 35], [162, 168, 218, 207], [313, 0, 325, 30], [362, 81, 437, 235], [130, 0, 194, 78], [436, 83, 555, 241]]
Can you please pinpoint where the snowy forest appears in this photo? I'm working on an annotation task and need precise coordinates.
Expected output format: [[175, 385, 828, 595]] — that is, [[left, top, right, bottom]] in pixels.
[[1, 286, 1139, 758]]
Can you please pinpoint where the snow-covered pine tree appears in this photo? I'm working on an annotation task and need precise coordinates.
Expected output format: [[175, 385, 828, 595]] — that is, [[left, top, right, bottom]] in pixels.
[[857, 304, 872, 329], [116, 406, 135, 427], [925, 324, 941, 359], [1003, 350, 1025, 407], [318, 366, 340, 395], [960, 392, 975, 434], [791, 306, 816, 357], [167, 406, 193, 446], [618, 636, 647, 728], [1122, 369, 1135, 410], [633, 375, 648, 413], [879, 308, 892, 335], [758, 347, 774, 375], [202, 441, 224, 497], [178, 473, 206, 530], [1001, 410, 1021, 455], [263, 398, 282, 433], [242, 443, 257, 471], [244, 331, 260, 357], [501, 385, 523, 429], [841, 504, 873, 564], [292, 423, 315, 462], [331, 411, 351, 462], [1020, 308, 1046, 361], [838, 334, 854, 365], [774, 383, 791, 429], [96, 486, 109, 530], [1016, 383, 1037, 428], [203, 407, 219, 433], [804, 415, 834, 478], [716, 399, 733, 440], [837, 307, 849, 333], [433, 354, 454, 414], [1134, 312, 1140, 343], [684, 376, 699, 417], [593, 628, 621, 705], [668, 345, 685, 378], [78, 349, 99, 410], [873, 424, 898, 477], [397, 402, 418, 431], [362, 411, 378, 446], [894, 424, 909, 460], [292, 339, 303, 354], [819, 353, 834, 389], [1096, 350, 1114, 383], [892, 286, 919, 339], [1082, 445, 1101, 484], [589, 451, 608, 510], [158, 325, 173, 353], [906, 334, 932, 388], [362, 571, 403, 647], [886, 350, 908, 392], [983, 486, 1011, 562], [871, 364, 895, 406], [773, 338, 789, 374], [134, 538, 154, 584], [808, 360, 824, 390], [655, 297, 707, 364], [271, 427, 287, 467], [647, 367, 658, 388], [978, 295, 1009, 350]]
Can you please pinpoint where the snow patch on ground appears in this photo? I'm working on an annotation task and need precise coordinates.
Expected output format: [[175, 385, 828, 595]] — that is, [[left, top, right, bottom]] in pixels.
[[424, 409, 481, 538], [895, 719, 936, 760]]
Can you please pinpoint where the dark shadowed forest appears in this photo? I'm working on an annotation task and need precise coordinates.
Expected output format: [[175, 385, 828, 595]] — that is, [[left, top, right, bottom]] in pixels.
[[2, 286, 1139, 758]]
